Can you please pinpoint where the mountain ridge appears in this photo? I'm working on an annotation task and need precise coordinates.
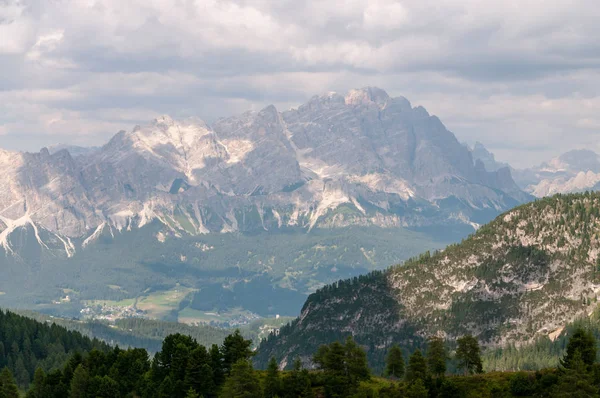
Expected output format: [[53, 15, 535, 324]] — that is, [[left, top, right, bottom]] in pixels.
[[0, 87, 529, 256], [257, 192, 600, 368], [0, 87, 532, 319]]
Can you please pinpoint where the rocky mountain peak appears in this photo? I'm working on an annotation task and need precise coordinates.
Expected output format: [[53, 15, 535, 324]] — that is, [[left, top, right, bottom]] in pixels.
[[0, 87, 530, 251], [344, 86, 390, 106]]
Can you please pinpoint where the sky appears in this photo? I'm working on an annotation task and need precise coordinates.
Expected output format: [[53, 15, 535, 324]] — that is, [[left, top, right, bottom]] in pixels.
[[0, 0, 599, 168]]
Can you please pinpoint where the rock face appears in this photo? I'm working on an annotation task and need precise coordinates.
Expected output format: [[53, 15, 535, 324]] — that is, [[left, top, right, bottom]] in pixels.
[[471, 144, 600, 198], [0, 87, 528, 259], [257, 193, 600, 368]]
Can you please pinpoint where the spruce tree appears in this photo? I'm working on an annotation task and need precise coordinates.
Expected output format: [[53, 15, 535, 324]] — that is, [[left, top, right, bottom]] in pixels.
[[456, 335, 483, 375], [406, 378, 428, 398], [406, 350, 427, 383], [220, 360, 263, 398], [69, 365, 90, 398], [221, 330, 254, 375], [561, 328, 597, 370], [185, 388, 200, 398], [283, 359, 313, 398], [264, 357, 282, 398], [0, 368, 19, 398], [210, 344, 225, 387], [185, 346, 215, 396], [26, 368, 46, 398], [552, 351, 598, 397], [344, 337, 370, 384], [385, 345, 405, 379], [427, 337, 447, 377]]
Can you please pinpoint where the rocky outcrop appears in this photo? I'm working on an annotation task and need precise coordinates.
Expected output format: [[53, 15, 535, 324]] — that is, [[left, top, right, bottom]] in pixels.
[[257, 193, 600, 368]]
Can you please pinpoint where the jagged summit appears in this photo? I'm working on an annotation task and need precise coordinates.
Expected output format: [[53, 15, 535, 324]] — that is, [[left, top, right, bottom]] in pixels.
[[0, 87, 529, 256], [344, 86, 391, 106]]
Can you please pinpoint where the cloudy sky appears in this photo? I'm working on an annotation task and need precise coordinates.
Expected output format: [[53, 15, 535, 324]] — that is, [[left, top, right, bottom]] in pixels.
[[0, 0, 598, 167]]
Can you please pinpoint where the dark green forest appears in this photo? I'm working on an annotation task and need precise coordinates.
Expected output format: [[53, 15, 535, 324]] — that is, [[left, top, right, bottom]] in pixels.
[[3, 309, 600, 397]]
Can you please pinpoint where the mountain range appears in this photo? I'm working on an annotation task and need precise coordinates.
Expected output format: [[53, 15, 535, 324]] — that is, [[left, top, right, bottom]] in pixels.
[[470, 144, 600, 197], [0, 87, 531, 319]]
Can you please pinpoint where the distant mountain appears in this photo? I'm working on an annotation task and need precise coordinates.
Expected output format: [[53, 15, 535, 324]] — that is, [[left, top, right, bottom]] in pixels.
[[519, 150, 600, 197], [470, 144, 600, 197], [257, 192, 600, 369], [0, 87, 530, 318], [469, 141, 510, 172]]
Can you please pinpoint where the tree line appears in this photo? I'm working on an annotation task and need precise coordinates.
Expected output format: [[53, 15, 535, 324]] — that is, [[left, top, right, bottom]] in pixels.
[[4, 307, 600, 397]]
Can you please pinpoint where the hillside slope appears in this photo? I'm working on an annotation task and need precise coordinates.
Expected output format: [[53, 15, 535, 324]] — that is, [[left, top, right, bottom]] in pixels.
[[257, 193, 600, 368]]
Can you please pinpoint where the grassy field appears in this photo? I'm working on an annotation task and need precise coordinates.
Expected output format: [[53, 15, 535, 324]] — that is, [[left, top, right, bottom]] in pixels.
[[84, 298, 137, 307], [136, 286, 196, 319]]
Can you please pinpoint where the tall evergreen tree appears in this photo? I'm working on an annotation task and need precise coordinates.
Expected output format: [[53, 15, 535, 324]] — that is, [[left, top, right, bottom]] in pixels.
[[406, 378, 428, 398], [456, 335, 483, 375], [552, 351, 598, 397], [220, 360, 263, 398], [184, 346, 215, 396], [385, 345, 405, 379], [210, 343, 225, 387], [26, 368, 46, 398], [344, 337, 370, 385], [264, 357, 282, 398], [561, 328, 597, 370], [69, 365, 90, 398], [406, 350, 427, 383], [282, 359, 313, 398], [427, 337, 447, 377], [0, 368, 19, 398], [313, 338, 369, 398], [221, 330, 254, 375]]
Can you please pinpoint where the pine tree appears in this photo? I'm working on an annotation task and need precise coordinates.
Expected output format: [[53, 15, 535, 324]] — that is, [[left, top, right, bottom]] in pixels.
[[427, 337, 447, 377], [283, 359, 313, 398], [26, 368, 46, 398], [313, 338, 368, 397], [560, 328, 597, 370], [157, 375, 174, 398], [552, 351, 598, 397], [344, 337, 370, 384], [0, 368, 19, 398], [456, 335, 483, 375], [69, 365, 90, 398], [210, 343, 225, 387], [185, 346, 215, 396], [385, 345, 405, 379], [264, 357, 282, 398], [220, 360, 263, 398], [185, 388, 200, 398], [221, 330, 254, 375], [406, 378, 428, 398], [406, 350, 427, 383]]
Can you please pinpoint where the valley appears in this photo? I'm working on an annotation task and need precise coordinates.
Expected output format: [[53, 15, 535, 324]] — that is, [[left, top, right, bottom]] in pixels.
[[0, 87, 519, 323]]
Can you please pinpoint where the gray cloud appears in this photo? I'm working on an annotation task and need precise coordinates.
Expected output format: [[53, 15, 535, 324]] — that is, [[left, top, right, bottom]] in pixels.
[[0, 0, 599, 167]]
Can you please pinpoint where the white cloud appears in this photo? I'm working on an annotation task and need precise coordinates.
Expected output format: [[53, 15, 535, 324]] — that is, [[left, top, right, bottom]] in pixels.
[[0, 0, 598, 167]]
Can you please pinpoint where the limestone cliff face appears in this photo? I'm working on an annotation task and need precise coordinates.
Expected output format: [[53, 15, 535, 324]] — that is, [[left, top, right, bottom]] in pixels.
[[0, 87, 527, 257]]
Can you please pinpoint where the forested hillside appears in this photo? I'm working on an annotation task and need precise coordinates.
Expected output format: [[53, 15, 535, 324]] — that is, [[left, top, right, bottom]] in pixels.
[[0, 309, 109, 388], [16, 311, 233, 353], [258, 192, 600, 370]]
